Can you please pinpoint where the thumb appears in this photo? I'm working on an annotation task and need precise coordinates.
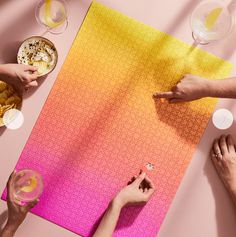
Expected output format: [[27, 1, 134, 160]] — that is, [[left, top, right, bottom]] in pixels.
[[133, 172, 146, 186], [26, 199, 39, 211], [28, 80, 38, 87]]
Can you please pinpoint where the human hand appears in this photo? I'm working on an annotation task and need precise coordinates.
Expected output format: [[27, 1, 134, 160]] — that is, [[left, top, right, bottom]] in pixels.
[[4, 171, 38, 233], [114, 172, 155, 208], [0, 64, 38, 90], [153, 74, 212, 102], [211, 135, 236, 194]]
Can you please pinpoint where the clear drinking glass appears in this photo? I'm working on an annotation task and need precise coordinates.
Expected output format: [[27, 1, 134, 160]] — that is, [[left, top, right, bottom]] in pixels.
[[12, 169, 44, 206], [190, 0, 234, 44], [35, 0, 68, 34]]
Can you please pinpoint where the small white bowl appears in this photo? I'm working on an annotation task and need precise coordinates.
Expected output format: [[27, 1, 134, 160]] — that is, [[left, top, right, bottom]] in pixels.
[[17, 36, 58, 77]]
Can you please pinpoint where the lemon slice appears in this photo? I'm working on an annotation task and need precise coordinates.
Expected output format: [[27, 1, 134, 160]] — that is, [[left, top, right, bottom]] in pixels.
[[20, 176, 38, 193], [205, 8, 223, 30], [45, 0, 66, 28]]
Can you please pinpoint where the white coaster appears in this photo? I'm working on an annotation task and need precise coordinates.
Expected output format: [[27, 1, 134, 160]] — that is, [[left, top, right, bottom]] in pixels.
[[212, 108, 233, 130], [3, 109, 24, 130]]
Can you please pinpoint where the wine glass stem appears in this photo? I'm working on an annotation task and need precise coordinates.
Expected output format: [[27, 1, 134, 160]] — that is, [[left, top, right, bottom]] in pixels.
[[192, 32, 210, 45]]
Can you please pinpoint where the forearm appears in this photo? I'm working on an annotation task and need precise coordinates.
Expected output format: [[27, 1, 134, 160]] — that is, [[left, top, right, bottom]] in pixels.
[[0, 64, 7, 76], [93, 199, 122, 237], [227, 187, 236, 210], [1, 223, 18, 237], [207, 77, 236, 98]]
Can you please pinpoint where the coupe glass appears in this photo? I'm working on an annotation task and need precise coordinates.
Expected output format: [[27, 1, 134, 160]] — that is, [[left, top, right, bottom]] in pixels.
[[190, 0, 234, 44], [35, 0, 68, 34]]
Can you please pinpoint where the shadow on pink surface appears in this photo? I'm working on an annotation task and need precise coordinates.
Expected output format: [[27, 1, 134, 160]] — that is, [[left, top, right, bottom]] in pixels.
[[0, 127, 6, 136], [203, 116, 236, 237], [23, 75, 48, 100], [204, 28, 236, 61], [204, 155, 236, 237], [87, 206, 144, 236], [0, 2, 38, 63], [165, 0, 201, 35]]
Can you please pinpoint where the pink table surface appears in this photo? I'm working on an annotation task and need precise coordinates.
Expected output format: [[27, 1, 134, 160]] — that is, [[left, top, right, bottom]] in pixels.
[[1, 0, 236, 237]]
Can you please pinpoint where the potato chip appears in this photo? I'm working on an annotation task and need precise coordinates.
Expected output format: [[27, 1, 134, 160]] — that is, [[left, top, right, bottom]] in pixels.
[[5, 95, 21, 106], [0, 81, 7, 92], [2, 104, 14, 114], [0, 106, 3, 117], [0, 98, 5, 105], [33, 60, 49, 75], [0, 117, 3, 126], [0, 90, 9, 99], [0, 81, 22, 126], [7, 84, 15, 96]]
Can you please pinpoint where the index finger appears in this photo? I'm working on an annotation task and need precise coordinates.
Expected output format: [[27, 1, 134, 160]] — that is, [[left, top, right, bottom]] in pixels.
[[153, 91, 175, 99], [25, 199, 39, 211], [29, 74, 38, 81], [24, 65, 38, 72], [133, 172, 146, 186], [144, 176, 155, 190], [144, 186, 155, 199]]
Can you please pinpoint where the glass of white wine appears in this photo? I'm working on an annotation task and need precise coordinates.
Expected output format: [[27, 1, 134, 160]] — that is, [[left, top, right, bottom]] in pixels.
[[35, 0, 68, 34], [12, 169, 44, 206], [190, 0, 234, 44]]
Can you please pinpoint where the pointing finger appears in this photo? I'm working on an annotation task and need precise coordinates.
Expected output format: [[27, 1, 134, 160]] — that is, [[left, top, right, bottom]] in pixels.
[[153, 91, 175, 99]]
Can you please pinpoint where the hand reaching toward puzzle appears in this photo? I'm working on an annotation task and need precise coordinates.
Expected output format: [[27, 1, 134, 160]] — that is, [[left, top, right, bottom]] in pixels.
[[0, 171, 38, 237], [93, 172, 155, 237], [154, 74, 236, 102], [153, 74, 212, 102], [115, 171, 155, 207], [0, 64, 38, 90]]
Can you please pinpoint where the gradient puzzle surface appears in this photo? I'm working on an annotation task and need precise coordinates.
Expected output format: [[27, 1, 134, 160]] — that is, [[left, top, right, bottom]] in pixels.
[[2, 2, 232, 237]]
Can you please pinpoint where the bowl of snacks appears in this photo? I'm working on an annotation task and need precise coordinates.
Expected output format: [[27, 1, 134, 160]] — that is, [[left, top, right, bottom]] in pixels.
[[17, 36, 58, 77], [0, 80, 22, 127]]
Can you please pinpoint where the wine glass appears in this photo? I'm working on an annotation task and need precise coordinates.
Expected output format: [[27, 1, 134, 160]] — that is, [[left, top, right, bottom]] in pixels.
[[190, 0, 234, 44], [12, 169, 44, 206], [35, 0, 68, 35]]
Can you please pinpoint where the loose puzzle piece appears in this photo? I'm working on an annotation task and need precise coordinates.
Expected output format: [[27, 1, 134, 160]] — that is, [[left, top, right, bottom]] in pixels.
[[2, 2, 232, 237]]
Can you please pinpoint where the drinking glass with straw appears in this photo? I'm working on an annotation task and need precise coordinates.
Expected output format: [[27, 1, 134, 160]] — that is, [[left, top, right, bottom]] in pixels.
[[35, 0, 68, 34], [190, 0, 234, 44]]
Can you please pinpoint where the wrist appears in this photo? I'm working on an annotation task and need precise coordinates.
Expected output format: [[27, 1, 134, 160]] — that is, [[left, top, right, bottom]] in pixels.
[[201, 79, 217, 97], [0, 64, 7, 75], [4, 221, 20, 233], [228, 184, 236, 196], [111, 196, 125, 211]]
